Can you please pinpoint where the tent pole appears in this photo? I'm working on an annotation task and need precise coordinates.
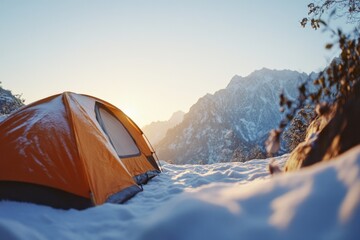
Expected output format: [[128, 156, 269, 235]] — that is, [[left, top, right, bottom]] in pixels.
[[143, 134, 163, 172]]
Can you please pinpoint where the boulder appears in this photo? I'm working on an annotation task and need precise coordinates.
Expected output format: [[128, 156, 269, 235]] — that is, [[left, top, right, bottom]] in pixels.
[[284, 83, 360, 171]]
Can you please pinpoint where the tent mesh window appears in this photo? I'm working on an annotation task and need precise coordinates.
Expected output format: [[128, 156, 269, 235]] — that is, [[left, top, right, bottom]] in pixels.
[[95, 103, 140, 158]]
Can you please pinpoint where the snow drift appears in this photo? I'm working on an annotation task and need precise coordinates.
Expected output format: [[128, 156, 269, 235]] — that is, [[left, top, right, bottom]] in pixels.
[[0, 147, 359, 240]]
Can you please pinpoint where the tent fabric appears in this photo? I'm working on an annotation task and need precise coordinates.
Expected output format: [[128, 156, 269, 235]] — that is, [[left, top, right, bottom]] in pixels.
[[0, 92, 160, 209]]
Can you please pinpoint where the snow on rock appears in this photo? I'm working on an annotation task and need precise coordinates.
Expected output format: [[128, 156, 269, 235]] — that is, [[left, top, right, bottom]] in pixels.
[[0, 149, 360, 239]]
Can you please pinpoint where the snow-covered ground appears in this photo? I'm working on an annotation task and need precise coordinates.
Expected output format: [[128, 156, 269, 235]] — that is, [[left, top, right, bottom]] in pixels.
[[1, 148, 360, 240]]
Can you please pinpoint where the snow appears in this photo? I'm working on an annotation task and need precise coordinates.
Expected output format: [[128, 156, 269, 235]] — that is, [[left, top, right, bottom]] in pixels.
[[1, 148, 360, 240], [0, 115, 7, 123]]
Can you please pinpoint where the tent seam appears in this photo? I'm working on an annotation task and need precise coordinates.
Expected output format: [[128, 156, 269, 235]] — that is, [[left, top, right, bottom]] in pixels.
[[62, 92, 94, 205]]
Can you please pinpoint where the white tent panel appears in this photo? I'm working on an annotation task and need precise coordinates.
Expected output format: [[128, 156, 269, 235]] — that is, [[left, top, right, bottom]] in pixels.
[[98, 107, 140, 157]]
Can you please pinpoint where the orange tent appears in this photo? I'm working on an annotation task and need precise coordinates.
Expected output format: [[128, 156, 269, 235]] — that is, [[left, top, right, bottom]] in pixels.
[[0, 92, 160, 209]]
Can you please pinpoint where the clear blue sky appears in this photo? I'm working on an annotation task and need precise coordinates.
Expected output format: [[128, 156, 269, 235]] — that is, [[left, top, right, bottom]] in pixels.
[[0, 0, 352, 127]]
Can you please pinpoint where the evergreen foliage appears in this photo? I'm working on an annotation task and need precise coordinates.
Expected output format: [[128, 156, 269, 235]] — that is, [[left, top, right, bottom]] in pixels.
[[0, 82, 25, 115]]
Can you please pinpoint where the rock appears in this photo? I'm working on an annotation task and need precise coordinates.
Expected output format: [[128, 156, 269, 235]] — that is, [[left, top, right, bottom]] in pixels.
[[285, 83, 360, 171]]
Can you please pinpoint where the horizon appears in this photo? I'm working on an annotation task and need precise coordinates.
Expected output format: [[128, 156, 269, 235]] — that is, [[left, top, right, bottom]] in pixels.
[[0, 0, 352, 127]]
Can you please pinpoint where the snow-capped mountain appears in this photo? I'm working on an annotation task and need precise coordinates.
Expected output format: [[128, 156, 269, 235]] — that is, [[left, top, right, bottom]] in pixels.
[[142, 111, 185, 146], [156, 68, 314, 164]]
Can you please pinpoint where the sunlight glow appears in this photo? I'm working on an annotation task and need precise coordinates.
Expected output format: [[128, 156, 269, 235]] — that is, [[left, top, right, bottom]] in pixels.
[[0, 0, 350, 127]]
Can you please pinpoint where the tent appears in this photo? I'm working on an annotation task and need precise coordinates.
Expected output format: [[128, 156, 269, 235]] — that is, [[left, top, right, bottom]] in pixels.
[[0, 92, 160, 209]]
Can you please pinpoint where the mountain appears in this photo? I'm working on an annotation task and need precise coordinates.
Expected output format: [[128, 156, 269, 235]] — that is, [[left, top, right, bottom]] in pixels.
[[142, 111, 185, 146], [156, 68, 314, 164]]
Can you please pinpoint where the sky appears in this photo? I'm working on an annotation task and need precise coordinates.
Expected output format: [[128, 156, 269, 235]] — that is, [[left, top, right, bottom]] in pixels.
[[0, 0, 353, 127]]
